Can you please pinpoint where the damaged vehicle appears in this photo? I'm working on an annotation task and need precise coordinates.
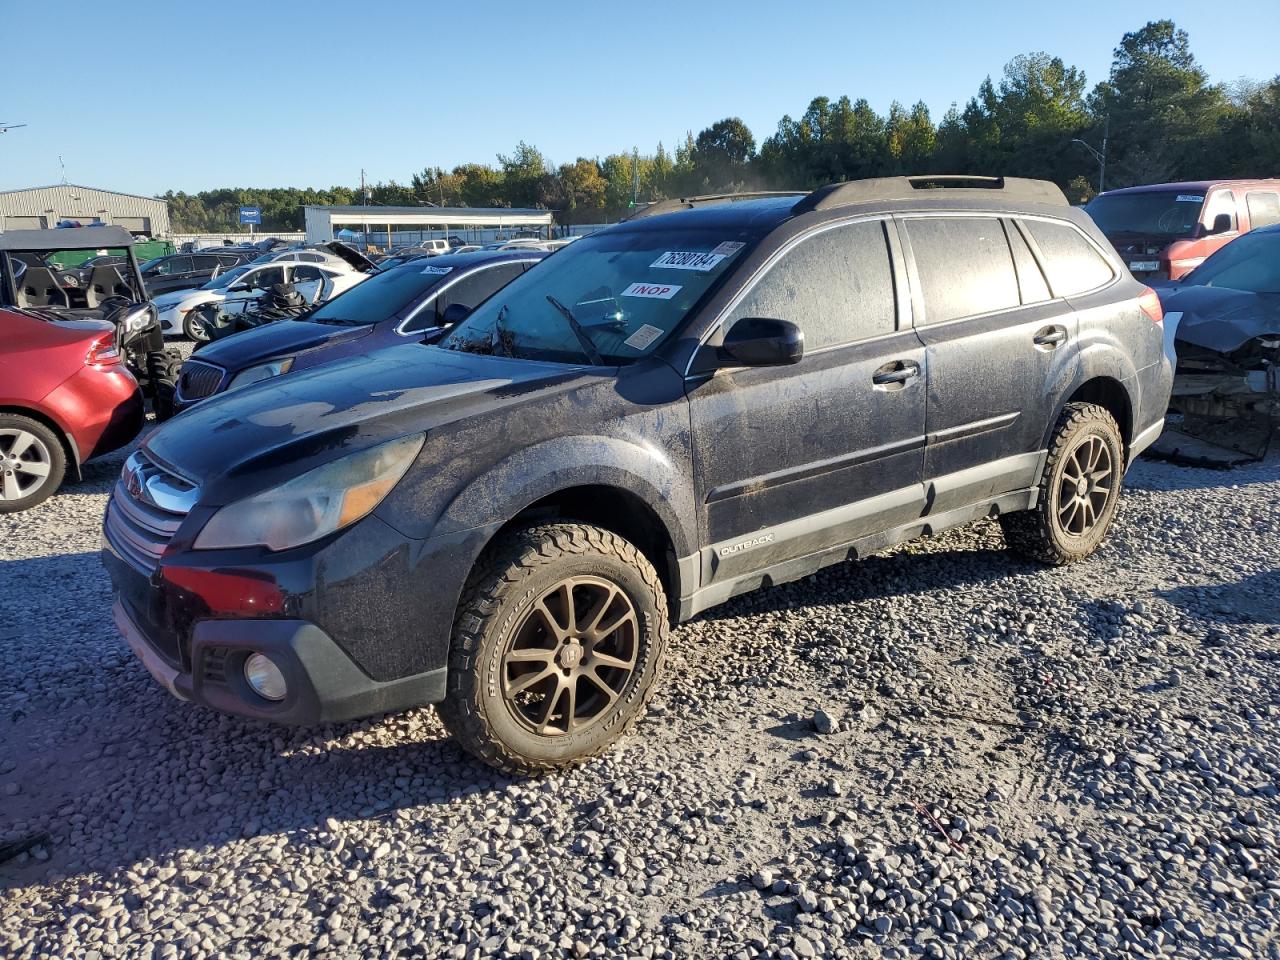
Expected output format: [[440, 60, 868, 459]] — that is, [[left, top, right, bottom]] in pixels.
[[1151, 224, 1280, 465], [156, 242, 378, 341], [0, 226, 183, 419]]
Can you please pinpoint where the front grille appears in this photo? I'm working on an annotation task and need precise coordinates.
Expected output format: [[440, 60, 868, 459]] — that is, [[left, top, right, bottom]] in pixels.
[[176, 359, 225, 401], [104, 453, 196, 574]]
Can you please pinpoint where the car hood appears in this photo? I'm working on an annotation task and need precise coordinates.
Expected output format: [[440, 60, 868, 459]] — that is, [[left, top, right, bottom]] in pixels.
[[1162, 285, 1280, 353], [154, 288, 221, 310], [144, 345, 588, 498], [192, 319, 377, 370]]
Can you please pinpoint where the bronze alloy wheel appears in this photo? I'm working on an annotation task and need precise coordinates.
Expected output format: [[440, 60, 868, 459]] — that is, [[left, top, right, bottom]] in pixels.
[[1055, 434, 1114, 538], [501, 576, 639, 737]]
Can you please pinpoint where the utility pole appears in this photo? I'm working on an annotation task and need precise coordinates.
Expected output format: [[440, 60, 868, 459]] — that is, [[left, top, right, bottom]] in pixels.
[[1071, 119, 1109, 196]]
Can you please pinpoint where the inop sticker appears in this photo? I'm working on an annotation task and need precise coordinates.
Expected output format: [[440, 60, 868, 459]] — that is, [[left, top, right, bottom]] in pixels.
[[621, 281, 681, 300], [421, 265, 453, 275], [710, 241, 746, 256], [651, 251, 726, 272], [1175, 195, 1204, 203], [624, 324, 664, 350]]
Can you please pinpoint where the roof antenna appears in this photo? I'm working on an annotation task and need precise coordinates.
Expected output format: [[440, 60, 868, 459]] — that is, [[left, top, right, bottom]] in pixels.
[[58, 155, 67, 184]]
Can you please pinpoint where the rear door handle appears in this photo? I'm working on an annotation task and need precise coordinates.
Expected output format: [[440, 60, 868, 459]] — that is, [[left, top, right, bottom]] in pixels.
[[1033, 325, 1068, 347], [872, 359, 921, 387]]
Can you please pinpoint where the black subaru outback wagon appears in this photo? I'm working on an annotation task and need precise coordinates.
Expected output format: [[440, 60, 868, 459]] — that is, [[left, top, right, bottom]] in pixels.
[[104, 176, 1173, 773]]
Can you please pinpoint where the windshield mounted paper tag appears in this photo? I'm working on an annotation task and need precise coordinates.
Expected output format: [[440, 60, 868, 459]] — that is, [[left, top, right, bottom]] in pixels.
[[421, 265, 453, 275], [622, 282, 680, 299], [651, 251, 726, 272], [624, 324, 664, 350]]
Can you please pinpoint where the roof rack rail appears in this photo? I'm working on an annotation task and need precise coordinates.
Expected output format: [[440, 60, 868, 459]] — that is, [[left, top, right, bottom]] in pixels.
[[624, 190, 808, 221], [792, 175, 1068, 215]]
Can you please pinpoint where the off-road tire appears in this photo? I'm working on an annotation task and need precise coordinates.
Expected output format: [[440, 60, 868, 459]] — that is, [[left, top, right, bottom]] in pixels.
[[1000, 402, 1124, 565], [0, 414, 67, 514], [437, 523, 669, 775]]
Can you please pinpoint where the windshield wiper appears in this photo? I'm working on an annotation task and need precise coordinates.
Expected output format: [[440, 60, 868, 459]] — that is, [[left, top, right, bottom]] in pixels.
[[545, 295, 604, 365]]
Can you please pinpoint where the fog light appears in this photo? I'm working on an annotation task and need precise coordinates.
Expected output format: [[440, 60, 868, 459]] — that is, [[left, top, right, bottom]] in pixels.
[[244, 653, 287, 701]]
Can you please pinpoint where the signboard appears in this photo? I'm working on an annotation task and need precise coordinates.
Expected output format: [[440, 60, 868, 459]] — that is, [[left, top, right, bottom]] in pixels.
[[238, 206, 262, 225]]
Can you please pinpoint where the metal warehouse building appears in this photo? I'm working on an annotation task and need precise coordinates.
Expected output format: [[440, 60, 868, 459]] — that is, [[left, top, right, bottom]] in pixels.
[[304, 204, 554, 247], [0, 184, 170, 236]]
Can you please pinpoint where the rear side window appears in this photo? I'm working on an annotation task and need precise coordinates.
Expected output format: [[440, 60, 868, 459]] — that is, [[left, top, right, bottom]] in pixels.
[[1022, 220, 1115, 297], [193, 256, 220, 271], [729, 220, 895, 349], [1006, 222, 1052, 304], [905, 218, 1019, 323], [1246, 191, 1280, 228]]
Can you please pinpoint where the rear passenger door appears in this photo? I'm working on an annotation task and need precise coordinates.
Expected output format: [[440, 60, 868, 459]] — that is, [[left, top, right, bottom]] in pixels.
[[901, 215, 1079, 515], [688, 218, 928, 585]]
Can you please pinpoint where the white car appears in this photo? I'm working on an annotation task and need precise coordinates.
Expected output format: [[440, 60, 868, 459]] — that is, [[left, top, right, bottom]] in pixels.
[[154, 261, 368, 340]]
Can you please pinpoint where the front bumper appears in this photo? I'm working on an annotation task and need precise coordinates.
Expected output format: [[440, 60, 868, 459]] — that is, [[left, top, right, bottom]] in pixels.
[[112, 598, 446, 724]]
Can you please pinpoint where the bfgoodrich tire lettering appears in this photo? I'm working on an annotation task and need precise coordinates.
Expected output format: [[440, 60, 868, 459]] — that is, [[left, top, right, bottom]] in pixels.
[[1000, 401, 1124, 565], [437, 523, 668, 775]]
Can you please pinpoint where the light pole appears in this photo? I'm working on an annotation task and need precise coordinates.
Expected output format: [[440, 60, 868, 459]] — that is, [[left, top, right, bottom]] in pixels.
[[1072, 117, 1108, 194]]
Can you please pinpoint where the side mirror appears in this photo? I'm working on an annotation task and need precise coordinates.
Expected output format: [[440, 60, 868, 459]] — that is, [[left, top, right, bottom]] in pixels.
[[1208, 212, 1233, 235], [718, 317, 804, 367], [228, 282, 251, 293], [440, 302, 471, 327]]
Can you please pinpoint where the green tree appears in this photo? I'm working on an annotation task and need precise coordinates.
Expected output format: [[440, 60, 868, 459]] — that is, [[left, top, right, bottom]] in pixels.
[[690, 117, 756, 191]]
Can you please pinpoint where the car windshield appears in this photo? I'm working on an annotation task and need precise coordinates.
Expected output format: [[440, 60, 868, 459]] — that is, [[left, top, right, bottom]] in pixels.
[[1183, 232, 1280, 294], [203, 265, 250, 290], [1086, 191, 1205, 238], [308, 263, 453, 325], [440, 227, 752, 364]]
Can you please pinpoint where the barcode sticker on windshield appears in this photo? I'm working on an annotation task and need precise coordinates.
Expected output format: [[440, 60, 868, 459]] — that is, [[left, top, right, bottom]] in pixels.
[[624, 324, 664, 350], [1175, 195, 1204, 203], [622, 281, 681, 299], [710, 241, 745, 256], [651, 251, 726, 272], [421, 265, 453, 275]]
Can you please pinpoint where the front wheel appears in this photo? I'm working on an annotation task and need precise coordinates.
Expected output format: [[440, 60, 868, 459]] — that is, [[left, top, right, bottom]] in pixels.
[[1000, 402, 1124, 564], [183, 307, 211, 342], [437, 523, 669, 775], [0, 415, 67, 513]]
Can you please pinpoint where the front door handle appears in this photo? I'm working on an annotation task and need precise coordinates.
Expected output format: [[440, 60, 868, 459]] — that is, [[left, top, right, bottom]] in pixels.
[[1033, 325, 1068, 347], [872, 359, 921, 387]]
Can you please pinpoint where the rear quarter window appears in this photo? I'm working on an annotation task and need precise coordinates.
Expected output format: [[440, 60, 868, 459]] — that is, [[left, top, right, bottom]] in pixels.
[[1246, 191, 1280, 229], [905, 217, 1020, 324], [1021, 220, 1115, 297]]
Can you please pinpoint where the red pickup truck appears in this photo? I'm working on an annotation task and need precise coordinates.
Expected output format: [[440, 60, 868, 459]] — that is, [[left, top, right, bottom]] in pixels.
[[1086, 179, 1280, 280]]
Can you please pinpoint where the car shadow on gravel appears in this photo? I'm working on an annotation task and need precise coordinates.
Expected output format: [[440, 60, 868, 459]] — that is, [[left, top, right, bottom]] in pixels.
[[1157, 569, 1280, 624], [692, 544, 1029, 624]]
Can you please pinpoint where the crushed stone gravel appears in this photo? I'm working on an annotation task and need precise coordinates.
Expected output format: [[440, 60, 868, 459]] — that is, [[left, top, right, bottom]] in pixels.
[[2, 431, 1279, 959]]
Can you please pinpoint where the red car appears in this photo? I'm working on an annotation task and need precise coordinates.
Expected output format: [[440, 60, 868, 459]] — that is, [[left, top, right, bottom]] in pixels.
[[1086, 179, 1280, 281], [0, 306, 145, 512]]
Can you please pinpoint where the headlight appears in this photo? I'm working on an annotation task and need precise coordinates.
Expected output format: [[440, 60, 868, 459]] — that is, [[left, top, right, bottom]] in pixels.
[[226, 358, 294, 392], [193, 434, 425, 551], [120, 304, 157, 336]]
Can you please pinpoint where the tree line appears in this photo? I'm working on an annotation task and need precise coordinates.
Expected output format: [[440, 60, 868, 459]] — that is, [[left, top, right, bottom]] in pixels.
[[164, 20, 1280, 233]]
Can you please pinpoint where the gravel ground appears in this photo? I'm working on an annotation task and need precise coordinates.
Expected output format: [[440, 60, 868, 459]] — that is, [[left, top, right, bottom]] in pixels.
[[2, 430, 1279, 960]]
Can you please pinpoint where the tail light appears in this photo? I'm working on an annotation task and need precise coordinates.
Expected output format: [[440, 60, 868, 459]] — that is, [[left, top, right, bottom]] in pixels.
[[85, 331, 122, 367], [1137, 287, 1163, 325]]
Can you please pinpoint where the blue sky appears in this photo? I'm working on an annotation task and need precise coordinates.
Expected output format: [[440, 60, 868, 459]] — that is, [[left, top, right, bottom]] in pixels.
[[1, 0, 1275, 195]]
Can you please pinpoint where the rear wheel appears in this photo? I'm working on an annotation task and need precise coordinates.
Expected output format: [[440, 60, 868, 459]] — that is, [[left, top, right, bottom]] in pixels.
[[0, 415, 67, 513], [438, 523, 668, 775], [1000, 402, 1124, 564]]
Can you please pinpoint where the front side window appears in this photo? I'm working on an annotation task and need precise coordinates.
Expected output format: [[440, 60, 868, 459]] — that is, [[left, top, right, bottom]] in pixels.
[[1203, 191, 1238, 232], [147, 258, 176, 276], [441, 227, 753, 364], [727, 220, 895, 349], [906, 218, 1019, 324], [204, 266, 249, 290], [1022, 220, 1115, 297]]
